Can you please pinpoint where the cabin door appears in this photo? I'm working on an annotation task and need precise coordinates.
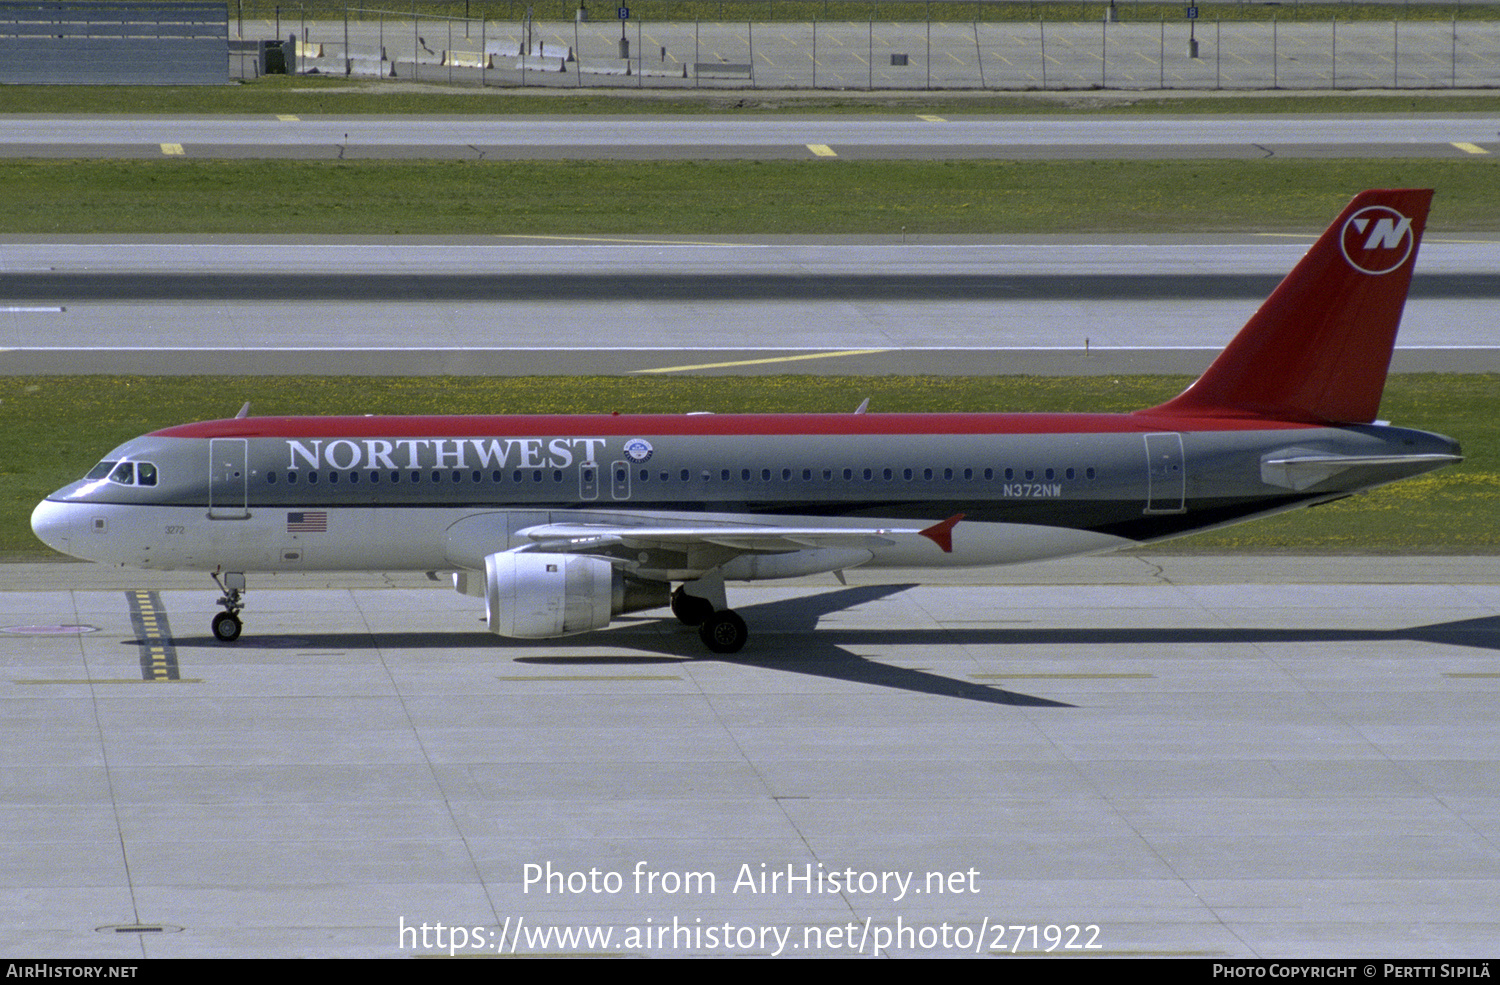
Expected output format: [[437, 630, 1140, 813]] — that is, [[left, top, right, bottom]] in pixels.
[[208, 438, 250, 519], [1143, 433, 1186, 514]]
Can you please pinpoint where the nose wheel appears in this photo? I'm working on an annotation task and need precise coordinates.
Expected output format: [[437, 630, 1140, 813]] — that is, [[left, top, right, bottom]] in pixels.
[[212, 610, 243, 642], [210, 571, 246, 644]]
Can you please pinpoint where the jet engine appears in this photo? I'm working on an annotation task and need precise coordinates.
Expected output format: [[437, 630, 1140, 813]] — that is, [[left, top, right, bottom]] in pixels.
[[480, 551, 669, 638]]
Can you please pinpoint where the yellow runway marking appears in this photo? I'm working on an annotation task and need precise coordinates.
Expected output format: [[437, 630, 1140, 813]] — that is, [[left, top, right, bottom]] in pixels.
[[15, 678, 201, 685], [276, 114, 300, 121], [160, 143, 184, 155], [917, 114, 945, 122], [972, 673, 1155, 680], [806, 143, 837, 157], [496, 233, 733, 246], [635, 349, 889, 374], [1452, 142, 1489, 154], [498, 675, 683, 681]]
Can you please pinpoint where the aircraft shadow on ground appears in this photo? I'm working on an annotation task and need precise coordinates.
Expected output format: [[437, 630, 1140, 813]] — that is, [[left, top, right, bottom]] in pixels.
[[150, 586, 1500, 709]]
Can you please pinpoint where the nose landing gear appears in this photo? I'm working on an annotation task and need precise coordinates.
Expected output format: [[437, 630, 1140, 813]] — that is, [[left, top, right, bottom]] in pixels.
[[210, 571, 245, 643]]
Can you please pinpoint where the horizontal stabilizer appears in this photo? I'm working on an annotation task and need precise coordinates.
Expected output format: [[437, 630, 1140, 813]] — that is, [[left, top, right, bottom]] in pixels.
[[1261, 451, 1462, 490]]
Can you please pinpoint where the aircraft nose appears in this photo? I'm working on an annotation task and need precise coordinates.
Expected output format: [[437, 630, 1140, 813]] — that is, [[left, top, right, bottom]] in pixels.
[[30, 499, 74, 556]]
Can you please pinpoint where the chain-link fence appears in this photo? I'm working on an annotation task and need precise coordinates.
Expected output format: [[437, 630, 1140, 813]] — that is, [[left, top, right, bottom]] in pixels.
[[262, 10, 1500, 88]]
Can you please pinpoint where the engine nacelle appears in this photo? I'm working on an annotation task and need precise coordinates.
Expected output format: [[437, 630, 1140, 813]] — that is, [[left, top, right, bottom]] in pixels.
[[482, 552, 669, 638]]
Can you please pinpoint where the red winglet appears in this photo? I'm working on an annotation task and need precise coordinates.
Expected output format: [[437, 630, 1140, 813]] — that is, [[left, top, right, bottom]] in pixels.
[[919, 513, 964, 553]]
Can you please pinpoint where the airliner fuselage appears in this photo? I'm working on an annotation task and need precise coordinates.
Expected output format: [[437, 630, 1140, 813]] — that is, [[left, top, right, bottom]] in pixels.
[[30, 189, 1464, 652]]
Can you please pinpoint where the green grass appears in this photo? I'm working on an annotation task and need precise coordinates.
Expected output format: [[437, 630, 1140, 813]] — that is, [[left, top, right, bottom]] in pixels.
[[5, 374, 1496, 557], [2, 158, 1498, 235], [4, 76, 1500, 115]]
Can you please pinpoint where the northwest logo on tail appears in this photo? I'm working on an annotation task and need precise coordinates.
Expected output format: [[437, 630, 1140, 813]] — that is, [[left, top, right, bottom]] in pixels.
[[1340, 205, 1416, 275]]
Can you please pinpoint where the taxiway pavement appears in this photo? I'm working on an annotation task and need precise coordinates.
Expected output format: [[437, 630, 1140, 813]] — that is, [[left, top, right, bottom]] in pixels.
[[3, 114, 1497, 160], [3, 555, 1497, 957], [4, 235, 1498, 376]]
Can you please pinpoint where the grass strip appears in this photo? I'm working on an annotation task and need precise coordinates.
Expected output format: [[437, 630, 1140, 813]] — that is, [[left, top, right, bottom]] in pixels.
[[3, 76, 1500, 115], [4, 373, 1496, 557], [2, 158, 1499, 235]]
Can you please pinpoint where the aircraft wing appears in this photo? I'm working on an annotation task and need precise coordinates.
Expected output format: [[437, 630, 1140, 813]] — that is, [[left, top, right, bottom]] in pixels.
[[516, 513, 964, 555]]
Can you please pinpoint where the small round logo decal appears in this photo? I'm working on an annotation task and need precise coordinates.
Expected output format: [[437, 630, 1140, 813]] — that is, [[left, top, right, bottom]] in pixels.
[[1340, 205, 1415, 276], [622, 438, 654, 463]]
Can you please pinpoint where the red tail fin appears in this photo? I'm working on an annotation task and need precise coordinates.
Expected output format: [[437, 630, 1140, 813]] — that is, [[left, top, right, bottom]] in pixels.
[[1144, 189, 1432, 425]]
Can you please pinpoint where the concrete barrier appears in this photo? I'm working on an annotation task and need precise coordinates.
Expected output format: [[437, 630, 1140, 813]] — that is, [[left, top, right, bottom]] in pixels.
[[694, 62, 751, 79], [443, 49, 488, 68]]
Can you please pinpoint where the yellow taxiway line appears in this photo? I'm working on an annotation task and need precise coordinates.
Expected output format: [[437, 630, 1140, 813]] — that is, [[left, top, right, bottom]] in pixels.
[[634, 349, 889, 374]]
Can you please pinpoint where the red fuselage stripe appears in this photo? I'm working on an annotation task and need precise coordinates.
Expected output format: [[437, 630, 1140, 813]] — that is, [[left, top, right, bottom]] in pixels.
[[152, 412, 1320, 440]]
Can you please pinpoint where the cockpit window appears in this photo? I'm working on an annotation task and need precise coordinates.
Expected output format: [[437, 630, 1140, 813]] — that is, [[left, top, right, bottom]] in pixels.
[[91, 461, 160, 487]]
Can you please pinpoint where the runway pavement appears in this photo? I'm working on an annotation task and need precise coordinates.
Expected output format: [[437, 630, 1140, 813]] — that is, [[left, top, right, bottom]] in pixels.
[[3, 113, 1498, 160], [4, 235, 1498, 376], [3, 554, 1497, 957]]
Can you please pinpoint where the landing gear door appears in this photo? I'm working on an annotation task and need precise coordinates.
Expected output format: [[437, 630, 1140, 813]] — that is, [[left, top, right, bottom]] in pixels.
[[209, 438, 250, 520], [1143, 432, 1186, 514]]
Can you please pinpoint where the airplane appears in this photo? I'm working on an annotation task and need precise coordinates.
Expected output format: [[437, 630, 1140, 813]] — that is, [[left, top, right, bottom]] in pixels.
[[30, 188, 1462, 654]]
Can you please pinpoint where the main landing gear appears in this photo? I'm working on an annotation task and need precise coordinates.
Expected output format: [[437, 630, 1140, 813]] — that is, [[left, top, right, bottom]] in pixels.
[[671, 581, 747, 654], [210, 571, 246, 643]]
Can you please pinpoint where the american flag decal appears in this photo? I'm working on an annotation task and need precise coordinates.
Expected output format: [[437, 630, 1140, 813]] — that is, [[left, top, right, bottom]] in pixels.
[[286, 511, 327, 532]]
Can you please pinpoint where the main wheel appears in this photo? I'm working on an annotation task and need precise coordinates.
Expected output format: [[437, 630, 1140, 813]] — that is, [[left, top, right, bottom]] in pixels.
[[671, 588, 715, 627], [698, 610, 747, 654], [211, 611, 242, 643]]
